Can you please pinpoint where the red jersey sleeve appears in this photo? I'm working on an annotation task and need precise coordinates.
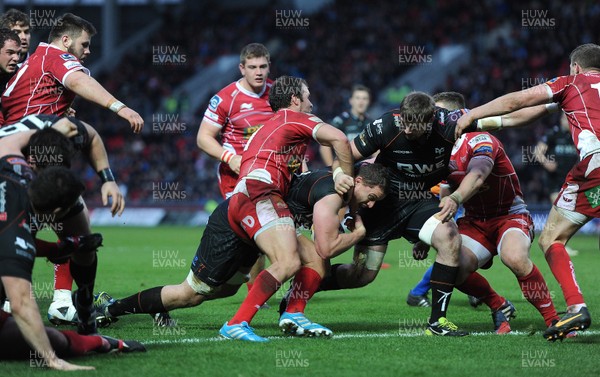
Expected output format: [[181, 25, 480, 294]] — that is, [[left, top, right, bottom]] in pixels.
[[465, 132, 497, 165], [544, 75, 573, 103], [47, 52, 88, 85], [203, 90, 231, 128]]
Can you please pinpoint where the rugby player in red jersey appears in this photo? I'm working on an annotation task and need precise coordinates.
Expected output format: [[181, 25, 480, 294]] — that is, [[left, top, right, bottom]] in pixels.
[[220, 75, 353, 341], [1, 13, 143, 132], [197, 43, 273, 198], [456, 43, 600, 340], [197, 43, 273, 294], [438, 130, 560, 333], [1, 13, 134, 329]]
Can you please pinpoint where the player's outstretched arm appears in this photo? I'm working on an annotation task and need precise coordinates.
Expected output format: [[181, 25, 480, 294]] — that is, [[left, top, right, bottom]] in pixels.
[[312, 195, 366, 259], [437, 158, 494, 222], [1, 276, 94, 371], [82, 123, 125, 216], [64, 71, 143, 133], [477, 103, 559, 132], [455, 85, 553, 138], [196, 119, 241, 174]]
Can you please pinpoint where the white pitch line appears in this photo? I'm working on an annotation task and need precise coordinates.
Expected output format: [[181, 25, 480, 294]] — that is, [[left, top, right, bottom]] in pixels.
[[141, 330, 600, 345]]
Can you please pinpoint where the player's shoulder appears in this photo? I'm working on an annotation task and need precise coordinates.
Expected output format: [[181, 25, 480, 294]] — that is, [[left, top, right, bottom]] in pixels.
[[285, 110, 324, 125], [464, 131, 496, 146], [207, 82, 238, 112], [376, 109, 400, 126]]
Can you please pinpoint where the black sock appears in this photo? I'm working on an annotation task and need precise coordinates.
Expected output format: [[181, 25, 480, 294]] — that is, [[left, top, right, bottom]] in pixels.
[[109, 286, 166, 317], [429, 262, 459, 323], [70, 256, 97, 322], [317, 264, 342, 292]]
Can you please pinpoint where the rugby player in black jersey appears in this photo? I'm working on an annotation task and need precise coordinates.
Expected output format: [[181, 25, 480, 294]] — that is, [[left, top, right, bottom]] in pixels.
[[325, 91, 478, 336]]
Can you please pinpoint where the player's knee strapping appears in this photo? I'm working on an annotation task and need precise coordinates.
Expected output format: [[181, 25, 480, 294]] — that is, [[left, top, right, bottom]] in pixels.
[[354, 248, 385, 271], [186, 270, 249, 296], [418, 215, 442, 245]]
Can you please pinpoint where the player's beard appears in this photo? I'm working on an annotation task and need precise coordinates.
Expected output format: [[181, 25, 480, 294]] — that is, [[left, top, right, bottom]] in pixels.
[[67, 46, 84, 61]]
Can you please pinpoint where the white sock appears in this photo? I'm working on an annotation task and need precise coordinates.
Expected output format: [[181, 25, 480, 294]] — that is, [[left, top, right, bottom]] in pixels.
[[52, 289, 73, 303], [567, 303, 586, 313]]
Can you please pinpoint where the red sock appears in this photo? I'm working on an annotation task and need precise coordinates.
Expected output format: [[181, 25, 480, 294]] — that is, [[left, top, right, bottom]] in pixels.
[[54, 261, 74, 291], [285, 267, 322, 313], [518, 264, 559, 326], [545, 243, 584, 307], [457, 272, 505, 311], [229, 270, 280, 325], [247, 282, 253, 293], [59, 330, 104, 356]]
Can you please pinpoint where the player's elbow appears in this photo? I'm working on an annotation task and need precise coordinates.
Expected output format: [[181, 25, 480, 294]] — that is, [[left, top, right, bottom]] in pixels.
[[314, 242, 332, 259]]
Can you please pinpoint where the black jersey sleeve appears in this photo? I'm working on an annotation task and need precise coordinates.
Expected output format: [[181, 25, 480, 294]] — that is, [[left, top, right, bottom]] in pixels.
[[0, 114, 60, 138], [65, 117, 91, 151], [354, 112, 397, 158], [435, 108, 477, 142]]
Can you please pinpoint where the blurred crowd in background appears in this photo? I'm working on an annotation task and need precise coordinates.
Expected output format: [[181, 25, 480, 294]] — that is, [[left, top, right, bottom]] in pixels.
[[58, 0, 600, 208]]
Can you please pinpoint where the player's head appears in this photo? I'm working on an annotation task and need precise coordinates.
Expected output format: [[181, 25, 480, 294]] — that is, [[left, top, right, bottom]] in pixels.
[[239, 43, 270, 92], [0, 9, 30, 61], [25, 127, 75, 170], [0, 28, 20, 74], [28, 166, 84, 216], [432, 91, 465, 111], [349, 85, 371, 116], [569, 43, 600, 75], [270, 75, 312, 113], [48, 13, 97, 61], [399, 92, 435, 140], [352, 163, 388, 209]]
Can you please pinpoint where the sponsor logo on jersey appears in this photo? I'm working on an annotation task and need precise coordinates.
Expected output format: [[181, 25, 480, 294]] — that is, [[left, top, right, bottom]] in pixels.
[[392, 114, 401, 129], [472, 144, 493, 157], [209, 95, 222, 111], [546, 77, 558, 84], [60, 53, 77, 61], [0, 181, 6, 219], [63, 61, 83, 70], [242, 216, 255, 229], [435, 147, 445, 155], [513, 218, 528, 226], [469, 134, 492, 145], [584, 186, 600, 208], [204, 109, 219, 122], [243, 125, 261, 139], [359, 132, 367, 146], [240, 103, 254, 111]]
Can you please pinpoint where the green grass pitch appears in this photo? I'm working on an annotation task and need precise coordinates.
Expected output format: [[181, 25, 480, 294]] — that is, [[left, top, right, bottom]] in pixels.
[[4, 227, 599, 376]]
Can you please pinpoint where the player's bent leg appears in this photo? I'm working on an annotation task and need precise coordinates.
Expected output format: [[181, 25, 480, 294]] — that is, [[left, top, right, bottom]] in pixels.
[[221, 222, 299, 342], [48, 201, 90, 326], [455, 246, 480, 285], [539, 206, 588, 309], [498, 230, 533, 278], [428, 219, 461, 267], [330, 244, 386, 289], [278, 235, 332, 337], [421, 216, 465, 335], [254, 223, 301, 282], [54, 203, 100, 334]]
